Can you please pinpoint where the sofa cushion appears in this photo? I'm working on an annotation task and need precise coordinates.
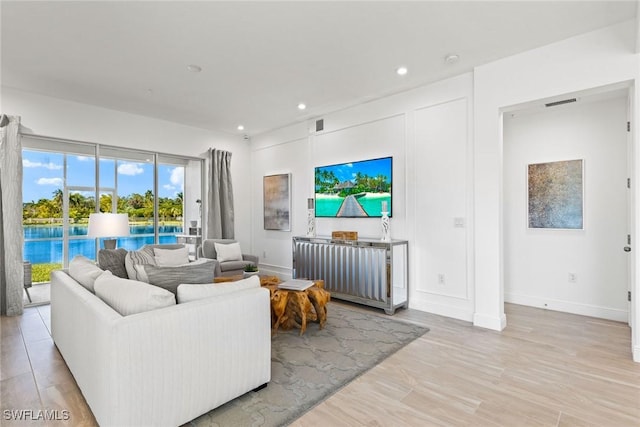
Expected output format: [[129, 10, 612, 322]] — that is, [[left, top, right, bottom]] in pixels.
[[177, 275, 260, 304], [125, 249, 156, 280], [214, 242, 243, 262], [220, 260, 253, 272], [98, 248, 128, 278], [154, 246, 190, 266], [68, 255, 104, 292], [94, 270, 176, 316], [139, 259, 216, 294]]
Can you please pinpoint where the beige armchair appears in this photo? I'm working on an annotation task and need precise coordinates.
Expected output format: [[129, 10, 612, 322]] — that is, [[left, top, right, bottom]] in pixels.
[[197, 239, 259, 277]]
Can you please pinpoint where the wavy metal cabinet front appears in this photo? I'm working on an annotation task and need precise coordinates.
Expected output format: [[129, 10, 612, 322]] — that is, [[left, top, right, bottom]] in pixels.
[[292, 237, 408, 314]]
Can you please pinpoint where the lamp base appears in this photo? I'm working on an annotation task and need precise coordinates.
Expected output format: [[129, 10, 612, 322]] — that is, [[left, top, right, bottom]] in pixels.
[[103, 239, 117, 250]]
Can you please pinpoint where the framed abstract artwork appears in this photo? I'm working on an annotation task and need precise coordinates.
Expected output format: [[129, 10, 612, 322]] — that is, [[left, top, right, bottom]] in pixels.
[[263, 173, 291, 231], [528, 159, 584, 229]]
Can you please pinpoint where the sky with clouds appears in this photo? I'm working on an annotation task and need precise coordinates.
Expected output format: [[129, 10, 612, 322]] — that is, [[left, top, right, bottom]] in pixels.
[[23, 150, 184, 202]]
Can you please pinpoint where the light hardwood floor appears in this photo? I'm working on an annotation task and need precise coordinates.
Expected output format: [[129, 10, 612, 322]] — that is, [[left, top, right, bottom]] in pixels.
[[1, 303, 639, 426]]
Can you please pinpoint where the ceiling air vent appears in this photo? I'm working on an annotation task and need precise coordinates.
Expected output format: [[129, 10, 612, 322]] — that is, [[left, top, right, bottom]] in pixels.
[[545, 98, 577, 108], [315, 119, 324, 132]]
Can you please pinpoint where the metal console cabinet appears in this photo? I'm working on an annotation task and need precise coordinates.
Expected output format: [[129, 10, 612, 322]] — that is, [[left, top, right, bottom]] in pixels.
[[292, 236, 408, 314]]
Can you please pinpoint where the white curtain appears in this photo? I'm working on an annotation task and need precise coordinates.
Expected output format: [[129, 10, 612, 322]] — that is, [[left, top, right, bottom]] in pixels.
[[0, 115, 24, 315], [207, 148, 235, 239]]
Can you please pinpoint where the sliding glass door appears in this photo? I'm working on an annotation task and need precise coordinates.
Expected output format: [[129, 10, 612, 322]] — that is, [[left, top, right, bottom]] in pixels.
[[22, 136, 203, 305]]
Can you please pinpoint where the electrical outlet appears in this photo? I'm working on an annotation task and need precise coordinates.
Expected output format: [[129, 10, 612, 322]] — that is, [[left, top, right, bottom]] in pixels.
[[437, 273, 445, 285], [568, 273, 577, 283]]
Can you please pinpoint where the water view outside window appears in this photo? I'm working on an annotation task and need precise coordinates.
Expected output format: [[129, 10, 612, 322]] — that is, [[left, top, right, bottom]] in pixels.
[[23, 148, 186, 284]]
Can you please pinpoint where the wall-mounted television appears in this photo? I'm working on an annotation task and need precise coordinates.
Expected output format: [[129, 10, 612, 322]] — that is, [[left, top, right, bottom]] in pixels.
[[314, 156, 392, 218]]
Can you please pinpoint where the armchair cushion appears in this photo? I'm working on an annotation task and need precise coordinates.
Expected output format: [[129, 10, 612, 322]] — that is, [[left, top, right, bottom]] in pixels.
[[219, 260, 253, 273], [199, 239, 259, 277], [214, 242, 243, 262]]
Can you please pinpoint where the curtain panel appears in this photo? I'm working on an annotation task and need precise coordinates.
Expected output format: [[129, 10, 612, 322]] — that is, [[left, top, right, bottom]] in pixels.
[[207, 148, 235, 239], [0, 115, 24, 316]]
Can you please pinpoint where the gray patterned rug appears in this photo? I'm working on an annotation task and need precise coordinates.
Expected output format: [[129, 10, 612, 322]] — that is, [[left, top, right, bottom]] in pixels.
[[189, 303, 429, 427]]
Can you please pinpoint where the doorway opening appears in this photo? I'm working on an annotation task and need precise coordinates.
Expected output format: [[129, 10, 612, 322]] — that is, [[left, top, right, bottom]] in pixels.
[[502, 85, 632, 323]]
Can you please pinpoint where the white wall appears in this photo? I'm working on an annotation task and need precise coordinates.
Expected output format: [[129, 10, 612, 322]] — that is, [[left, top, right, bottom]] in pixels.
[[504, 96, 629, 321], [474, 20, 639, 336], [2, 87, 254, 247], [251, 73, 475, 321]]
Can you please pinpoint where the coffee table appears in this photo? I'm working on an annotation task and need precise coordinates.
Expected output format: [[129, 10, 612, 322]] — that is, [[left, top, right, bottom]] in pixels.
[[214, 275, 330, 336]]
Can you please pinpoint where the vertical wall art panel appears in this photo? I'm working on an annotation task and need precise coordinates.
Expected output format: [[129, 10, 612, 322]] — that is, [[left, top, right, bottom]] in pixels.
[[528, 159, 583, 229], [264, 173, 291, 231]]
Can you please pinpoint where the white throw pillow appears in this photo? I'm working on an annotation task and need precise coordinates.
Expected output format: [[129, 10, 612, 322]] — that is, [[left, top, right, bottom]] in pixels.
[[154, 246, 190, 266], [177, 275, 260, 304], [68, 255, 104, 292], [94, 270, 176, 316], [214, 242, 243, 262]]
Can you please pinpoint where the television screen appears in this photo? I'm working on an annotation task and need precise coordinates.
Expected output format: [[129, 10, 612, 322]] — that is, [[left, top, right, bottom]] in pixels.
[[314, 156, 392, 218]]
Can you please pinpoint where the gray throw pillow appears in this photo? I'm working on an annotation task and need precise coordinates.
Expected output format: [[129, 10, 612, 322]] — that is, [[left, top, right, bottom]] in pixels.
[[143, 259, 216, 294], [98, 248, 128, 278], [124, 249, 156, 281]]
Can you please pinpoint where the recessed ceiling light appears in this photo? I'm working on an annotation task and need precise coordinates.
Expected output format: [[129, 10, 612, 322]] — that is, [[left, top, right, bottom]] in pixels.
[[396, 66, 408, 76], [297, 103, 307, 110], [186, 64, 202, 73], [237, 125, 245, 131], [444, 54, 459, 64]]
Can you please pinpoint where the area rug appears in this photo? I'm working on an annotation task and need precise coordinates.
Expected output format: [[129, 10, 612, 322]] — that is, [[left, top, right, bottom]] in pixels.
[[189, 303, 429, 427]]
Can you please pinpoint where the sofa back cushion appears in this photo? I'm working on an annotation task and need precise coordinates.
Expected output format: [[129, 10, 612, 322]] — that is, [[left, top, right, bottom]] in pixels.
[[69, 255, 104, 292], [154, 246, 190, 266], [177, 275, 260, 304], [94, 270, 176, 316]]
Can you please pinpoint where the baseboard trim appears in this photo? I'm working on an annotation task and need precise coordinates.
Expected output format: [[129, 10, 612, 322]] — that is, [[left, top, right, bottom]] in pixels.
[[505, 292, 628, 322], [257, 264, 292, 280], [633, 345, 640, 363], [409, 299, 474, 323]]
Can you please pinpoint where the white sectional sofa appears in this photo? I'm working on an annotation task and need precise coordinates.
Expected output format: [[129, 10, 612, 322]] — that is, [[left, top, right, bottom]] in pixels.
[[51, 268, 271, 427]]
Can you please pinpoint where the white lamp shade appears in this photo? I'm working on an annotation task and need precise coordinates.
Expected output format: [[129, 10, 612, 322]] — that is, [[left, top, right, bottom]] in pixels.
[[87, 213, 130, 238]]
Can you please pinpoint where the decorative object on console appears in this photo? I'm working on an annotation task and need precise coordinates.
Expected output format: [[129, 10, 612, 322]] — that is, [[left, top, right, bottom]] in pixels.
[[264, 173, 291, 231], [306, 198, 316, 237], [331, 230, 358, 241], [381, 200, 390, 241], [87, 212, 130, 249]]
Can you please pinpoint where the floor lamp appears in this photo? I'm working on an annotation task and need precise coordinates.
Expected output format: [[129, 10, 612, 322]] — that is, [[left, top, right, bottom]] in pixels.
[[87, 213, 130, 249]]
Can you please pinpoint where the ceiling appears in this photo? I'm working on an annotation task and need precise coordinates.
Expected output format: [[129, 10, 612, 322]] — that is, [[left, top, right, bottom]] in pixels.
[[1, 1, 637, 137]]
